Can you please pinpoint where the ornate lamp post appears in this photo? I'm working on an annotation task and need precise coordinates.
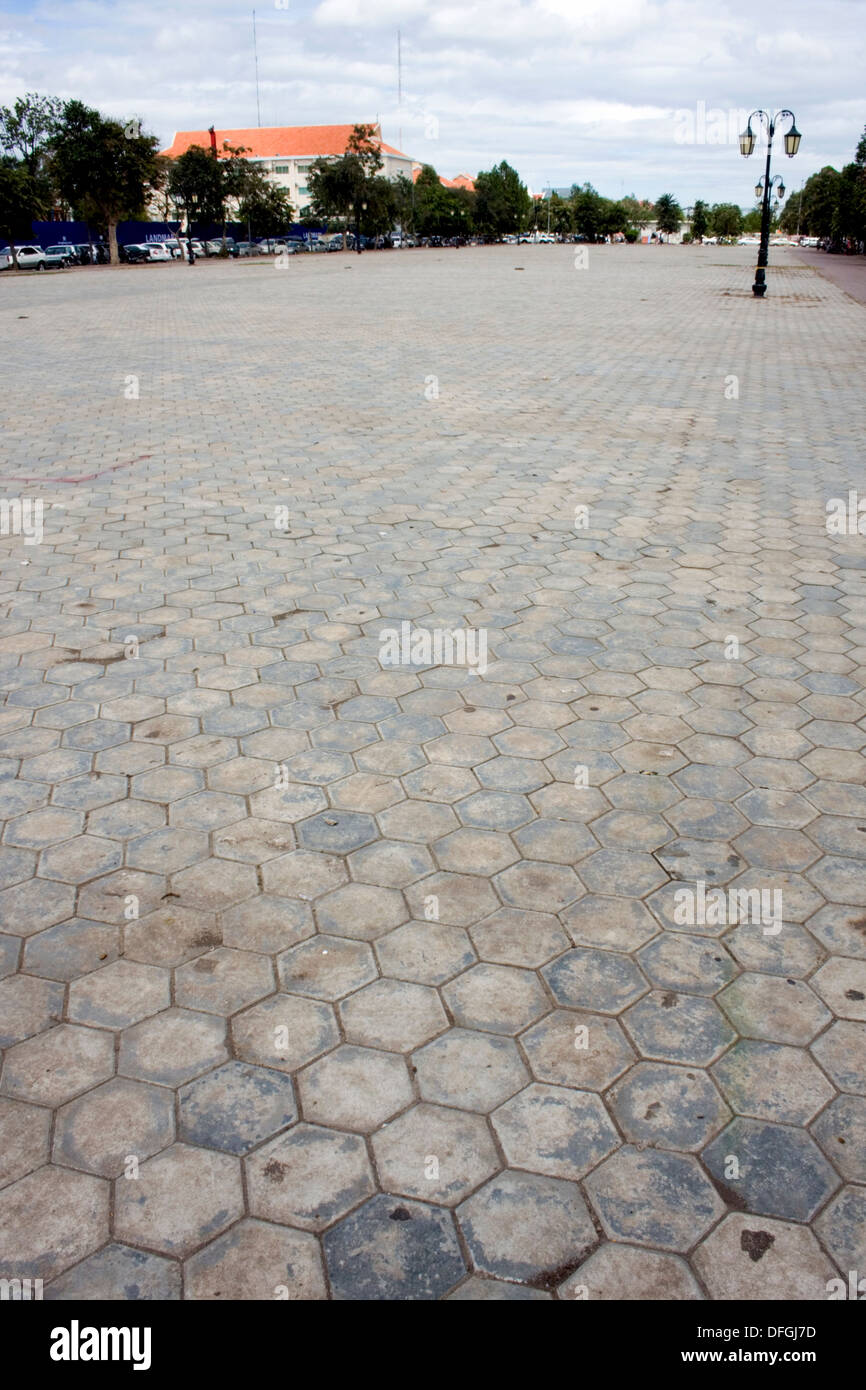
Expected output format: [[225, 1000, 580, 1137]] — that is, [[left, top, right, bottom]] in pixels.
[[739, 110, 801, 297]]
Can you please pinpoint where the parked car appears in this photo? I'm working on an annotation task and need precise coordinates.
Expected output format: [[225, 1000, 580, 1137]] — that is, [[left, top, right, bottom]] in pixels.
[[44, 243, 80, 267], [0, 248, 12, 270], [119, 243, 151, 264], [144, 243, 172, 261], [13, 245, 48, 270], [236, 241, 263, 256], [204, 237, 239, 258]]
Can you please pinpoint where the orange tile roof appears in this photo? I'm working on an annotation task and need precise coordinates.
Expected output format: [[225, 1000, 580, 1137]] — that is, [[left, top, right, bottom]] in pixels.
[[411, 165, 475, 191], [160, 124, 410, 161]]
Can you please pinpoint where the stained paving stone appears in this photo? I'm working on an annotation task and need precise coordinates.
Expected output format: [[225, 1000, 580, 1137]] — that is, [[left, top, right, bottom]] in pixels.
[[372, 1103, 499, 1205], [0, 1166, 109, 1280], [277, 934, 376, 1001], [124, 905, 221, 966], [702, 1118, 840, 1221], [810, 1094, 866, 1183], [457, 1169, 596, 1284], [324, 1193, 466, 1300], [297, 1045, 413, 1131], [0, 1096, 51, 1189], [559, 1244, 704, 1300], [114, 1142, 243, 1257], [413, 1027, 528, 1111], [543, 947, 648, 1015], [246, 1123, 374, 1230], [811, 956, 866, 1020], [717, 973, 832, 1045], [118, 1007, 228, 1086], [608, 1062, 730, 1151], [44, 1243, 182, 1300], [810, 1020, 866, 1095], [443, 962, 549, 1035], [806, 904, 866, 960], [585, 1146, 725, 1252], [1, 1023, 115, 1106], [814, 1185, 866, 1275], [53, 1077, 175, 1176], [712, 1040, 835, 1126], [636, 934, 738, 996], [67, 959, 170, 1029], [691, 1213, 838, 1300], [521, 1008, 635, 1090], [492, 1082, 619, 1179], [722, 920, 824, 978], [374, 921, 476, 985], [469, 907, 569, 968], [184, 1218, 327, 1300], [562, 895, 659, 951], [622, 991, 736, 1065], [339, 978, 447, 1052], [178, 1062, 297, 1154], [315, 882, 408, 940], [404, 871, 500, 926], [228, 994, 336, 1078], [174, 947, 274, 1016], [0, 973, 65, 1045]]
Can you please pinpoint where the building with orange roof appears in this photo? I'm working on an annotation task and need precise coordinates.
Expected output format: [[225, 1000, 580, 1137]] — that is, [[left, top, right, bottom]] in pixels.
[[160, 124, 413, 216], [411, 164, 475, 192]]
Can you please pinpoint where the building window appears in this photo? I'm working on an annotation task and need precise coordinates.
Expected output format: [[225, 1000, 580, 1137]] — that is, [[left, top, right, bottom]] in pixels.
[[299, 186, 309, 197], [274, 164, 289, 174]]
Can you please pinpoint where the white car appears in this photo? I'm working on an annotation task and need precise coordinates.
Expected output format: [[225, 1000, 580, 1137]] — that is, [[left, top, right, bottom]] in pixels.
[[13, 245, 47, 270], [145, 243, 172, 261], [0, 249, 12, 271]]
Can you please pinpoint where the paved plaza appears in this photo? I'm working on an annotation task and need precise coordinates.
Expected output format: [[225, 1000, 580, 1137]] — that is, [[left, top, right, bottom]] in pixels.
[[0, 243, 865, 1301]]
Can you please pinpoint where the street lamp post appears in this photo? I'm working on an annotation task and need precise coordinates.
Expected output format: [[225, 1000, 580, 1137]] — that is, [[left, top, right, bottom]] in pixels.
[[355, 198, 367, 255], [739, 109, 801, 297]]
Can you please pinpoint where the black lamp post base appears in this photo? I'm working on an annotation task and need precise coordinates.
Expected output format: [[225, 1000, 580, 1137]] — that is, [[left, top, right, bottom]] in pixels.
[[752, 282, 767, 297]]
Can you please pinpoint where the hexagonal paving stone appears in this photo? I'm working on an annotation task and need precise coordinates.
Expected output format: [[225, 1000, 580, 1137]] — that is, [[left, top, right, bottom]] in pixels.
[[262, 849, 348, 901], [521, 1008, 635, 1091], [578, 848, 668, 897], [0, 878, 76, 938], [492, 1083, 620, 1179], [67, 959, 170, 1029], [315, 882, 408, 941], [806, 903, 866, 961], [53, 1077, 175, 1176], [0, 974, 64, 1046], [172, 858, 258, 910], [562, 895, 659, 951], [712, 1040, 835, 1125], [246, 1123, 375, 1231], [702, 1118, 840, 1221], [375, 921, 476, 985], [378, 799, 460, 842], [0, 1166, 109, 1281], [457, 1169, 596, 1285], [126, 827, 210, 874], [691, 1213, 838, 1299], [811, 956, 866, 1021], [807, 855, 866, 905], [636, 934, 738, 996], [324, 1193, 466, 1300], [297, 1045, 413, 1131], [543, 947, 648, 1015], [443, 963, 549, 1035], [0, 1096, 51, 1189], [469, 907, 569, 968], [372, 1103, 499, 1205], [220, 896, 313, 955], [114, 1142, 243, 1257], [495, 860, 582, 913], [810, 1094, 866, 1183], [722, 920, 824, 978], [44, 1243, 181, 1300], [118, 1008, 228, 1087], [413, 1027, 529, 1112], [178, 1062, 297, 1154], [184, 1218, 327, 1299], [1, 1023, 115, 1106], [560, 1243, 703, 1300], [124, 905, 221, 967], [174, 947, 274, 1015], [623, 990, 736, 1065], [404, 871, 500, 927], [296, 810, 379, 855], [585, 1146, 725, 1252], [815, 1184, 866, 1277], [810, 1021, 866, 1095], [446, 1276, 551, 1300], [212, 817, 296, 864], [37, 834, 122, 884], [608, 1061, 730, 1151], [717, 973, 831, 1045], [339, 978, 447, 1052], [231, 992, 339, 1073], [277, 935, 376, 1001]]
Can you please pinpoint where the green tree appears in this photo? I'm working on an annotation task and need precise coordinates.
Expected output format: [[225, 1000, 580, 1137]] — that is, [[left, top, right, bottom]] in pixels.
[[0, 91, 61, 263], [0, 92, 62, 177], [654, 193, 682, 236], [237, 174, 294, 238], [742, 206, 763, 234], [51, 100, 162, 263], [571, 183, 606, 241], [307, 123, 384, 249], [473, 160, 530, 240], [167, 144, 224, 247], [690, 199, 709, 241], [709, 203, 743, 240], [0, 158, 49, 267], [799, 166, 842, 237]]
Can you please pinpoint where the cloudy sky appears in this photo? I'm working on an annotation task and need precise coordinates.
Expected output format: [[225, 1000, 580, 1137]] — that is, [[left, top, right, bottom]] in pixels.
[[1, 0, 863, 205]]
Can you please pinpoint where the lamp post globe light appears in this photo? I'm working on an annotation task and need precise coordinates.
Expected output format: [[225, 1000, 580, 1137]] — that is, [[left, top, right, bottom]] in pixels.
[[739, 109, 801, 297]]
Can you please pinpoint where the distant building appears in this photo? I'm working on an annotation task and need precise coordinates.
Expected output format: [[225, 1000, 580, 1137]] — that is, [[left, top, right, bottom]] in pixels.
[[411, 164, 476, 192], [160, 124, 413, 217]]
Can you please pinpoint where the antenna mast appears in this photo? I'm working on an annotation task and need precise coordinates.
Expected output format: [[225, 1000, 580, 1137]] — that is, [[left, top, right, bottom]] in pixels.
[[253, 10, 262, 127], [397, 28, 402, 150]]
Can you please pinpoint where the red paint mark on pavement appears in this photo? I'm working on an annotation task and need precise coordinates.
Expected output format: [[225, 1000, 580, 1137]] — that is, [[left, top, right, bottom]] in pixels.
[[0, 454, 152, 486]]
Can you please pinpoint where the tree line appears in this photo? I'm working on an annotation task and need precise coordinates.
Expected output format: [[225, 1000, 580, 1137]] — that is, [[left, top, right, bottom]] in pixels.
[[777, 126, 866, 248]]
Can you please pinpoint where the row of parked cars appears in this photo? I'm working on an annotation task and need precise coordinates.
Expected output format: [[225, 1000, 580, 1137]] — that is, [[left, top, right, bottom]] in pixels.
[[0, 242, 110, 270]]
